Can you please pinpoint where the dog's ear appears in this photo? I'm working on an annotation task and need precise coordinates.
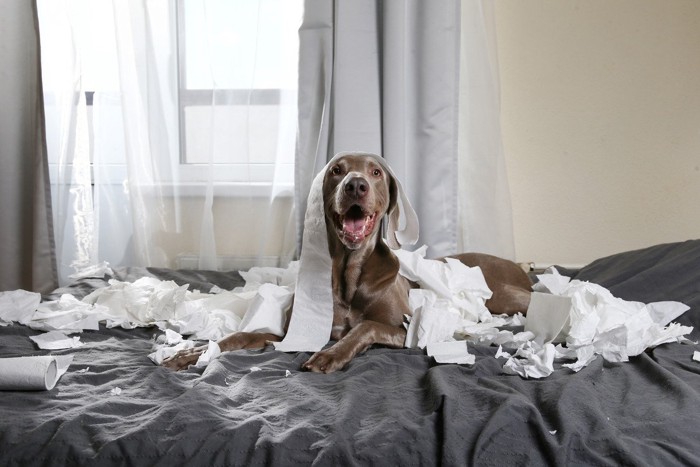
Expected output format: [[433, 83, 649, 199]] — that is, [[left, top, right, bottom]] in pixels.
[[385, 174, 401, 249]]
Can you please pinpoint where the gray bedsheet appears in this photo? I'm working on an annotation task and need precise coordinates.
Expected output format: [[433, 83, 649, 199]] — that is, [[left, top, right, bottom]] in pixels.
[[1, 241, 699, 466]]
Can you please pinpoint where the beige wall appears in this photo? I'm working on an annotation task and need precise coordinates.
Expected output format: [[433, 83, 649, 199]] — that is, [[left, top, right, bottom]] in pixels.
[[494, 0, 700, 267]]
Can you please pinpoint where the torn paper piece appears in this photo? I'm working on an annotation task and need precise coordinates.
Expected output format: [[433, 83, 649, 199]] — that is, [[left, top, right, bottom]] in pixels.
[[503, 342, 555, 379], [155, 329, 184, 345], [31, 295, 105, 332], [646, 301, 692, 327], [426, 340, 475, 365], [533, 267, 571, 295], [525, 292, 572, 344], [209, 285, 225, 294], [110, 387, 122, 396], [0, 355, 73, 391], [68, 261, 114, 280], [250, 366, 262, 372], [30, 331, 83, 350], [240, 261, 299, 290], [395, 247, 492, 323], [285, 370, 292, 377], [239, 283, 292, 336], [0, 289, 41, 326], [148, 340, 195, 365], [195, 340, 221, 368], [528, 268, 693, 374], [55, 355, 73, 378], [405, 290, 462, 349], [495, 345, 511, 359], [692, 351, 700, 363], [82, 277, 189, 326], [460, 323, 535, 349], [561, 345, 596, 373], [176, 291, 252, 340]]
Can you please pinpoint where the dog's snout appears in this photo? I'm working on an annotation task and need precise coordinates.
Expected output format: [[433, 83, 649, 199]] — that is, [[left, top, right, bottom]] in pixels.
[[344, 177, 369, 199]]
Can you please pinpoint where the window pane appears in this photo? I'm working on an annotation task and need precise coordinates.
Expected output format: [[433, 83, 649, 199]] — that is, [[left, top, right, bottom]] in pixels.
[[179, 0, 302, 170], [181, 0, 301, 90]]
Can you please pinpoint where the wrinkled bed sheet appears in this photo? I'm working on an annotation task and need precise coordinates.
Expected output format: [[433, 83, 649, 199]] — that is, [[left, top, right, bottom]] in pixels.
[[1, 241, 699, 466]]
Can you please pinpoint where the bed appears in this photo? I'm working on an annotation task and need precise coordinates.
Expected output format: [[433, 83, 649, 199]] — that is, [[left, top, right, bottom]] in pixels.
[[1, 240, 699, 466]]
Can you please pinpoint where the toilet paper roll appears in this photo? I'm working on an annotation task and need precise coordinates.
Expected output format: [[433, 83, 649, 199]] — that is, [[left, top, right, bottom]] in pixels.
[[0, 355, 70, 391]]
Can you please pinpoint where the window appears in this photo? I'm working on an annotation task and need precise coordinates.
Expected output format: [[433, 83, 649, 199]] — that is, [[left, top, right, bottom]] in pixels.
[[176, 0, 303, 188], [39, 0, 303, 193]]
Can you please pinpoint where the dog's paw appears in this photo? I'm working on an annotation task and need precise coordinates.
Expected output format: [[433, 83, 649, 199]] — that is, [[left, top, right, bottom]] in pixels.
[[162, 345, 207, 371], [302, 349, 350, 374]]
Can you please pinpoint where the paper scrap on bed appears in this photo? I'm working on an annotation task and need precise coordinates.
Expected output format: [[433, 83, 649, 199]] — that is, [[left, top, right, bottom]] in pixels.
[[401, 256, 691, 377], [0, 250, 693, 378]]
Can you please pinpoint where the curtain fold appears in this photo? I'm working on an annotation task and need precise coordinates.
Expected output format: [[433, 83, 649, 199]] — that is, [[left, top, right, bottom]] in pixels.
[[297, 0, 515, 259], [0, 0, 57, 294]]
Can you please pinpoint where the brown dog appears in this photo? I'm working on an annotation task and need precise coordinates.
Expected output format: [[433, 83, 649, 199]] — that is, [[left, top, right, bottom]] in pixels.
[[163, 154, 531, 373]]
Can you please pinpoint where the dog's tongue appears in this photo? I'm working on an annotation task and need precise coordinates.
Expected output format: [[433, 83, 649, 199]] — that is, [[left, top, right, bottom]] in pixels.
[[343, 217, 367, 234]]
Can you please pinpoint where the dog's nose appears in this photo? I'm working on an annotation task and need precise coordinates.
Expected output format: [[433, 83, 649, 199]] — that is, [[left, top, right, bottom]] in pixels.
[[344, 177, 369, 198]]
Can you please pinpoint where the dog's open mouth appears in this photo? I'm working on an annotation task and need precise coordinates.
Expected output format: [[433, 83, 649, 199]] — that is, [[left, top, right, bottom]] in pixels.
[[336, 205, 377, 247]]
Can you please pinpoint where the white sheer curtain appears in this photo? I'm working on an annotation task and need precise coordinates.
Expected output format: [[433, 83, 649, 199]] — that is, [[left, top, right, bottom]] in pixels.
[[296, 0, 515, 260], [37, 0, 514, 287], [38, 0, 301, 285]]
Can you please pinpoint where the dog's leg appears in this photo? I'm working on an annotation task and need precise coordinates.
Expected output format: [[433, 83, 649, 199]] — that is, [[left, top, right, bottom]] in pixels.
[[162, 331, 281, 371], [302, 321, 406, 373], [486, 284, 532, 316]]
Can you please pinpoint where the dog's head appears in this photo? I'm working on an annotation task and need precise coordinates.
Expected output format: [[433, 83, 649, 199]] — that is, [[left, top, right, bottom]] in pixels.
[[322, 154, 398, 251]]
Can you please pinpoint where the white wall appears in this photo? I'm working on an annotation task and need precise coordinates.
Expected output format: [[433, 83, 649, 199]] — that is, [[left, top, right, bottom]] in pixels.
[[494, 0, 700, 266]]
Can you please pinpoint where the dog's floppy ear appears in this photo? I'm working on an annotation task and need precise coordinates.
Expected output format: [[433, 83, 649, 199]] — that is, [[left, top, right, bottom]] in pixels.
[[385, 175, 401, 249]]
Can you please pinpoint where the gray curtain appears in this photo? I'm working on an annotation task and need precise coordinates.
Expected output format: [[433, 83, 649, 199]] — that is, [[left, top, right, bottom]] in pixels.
[[296, 0, 461, 258], [0, 0, 57, 294]]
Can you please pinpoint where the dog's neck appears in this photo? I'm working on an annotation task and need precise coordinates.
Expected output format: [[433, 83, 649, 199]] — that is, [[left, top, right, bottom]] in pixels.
[[326, 221, 388, 305]]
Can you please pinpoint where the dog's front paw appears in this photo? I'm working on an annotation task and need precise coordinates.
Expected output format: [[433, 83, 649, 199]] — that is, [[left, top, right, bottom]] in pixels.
[[162, 345, 207, 371], [302, 349, 351, 374]]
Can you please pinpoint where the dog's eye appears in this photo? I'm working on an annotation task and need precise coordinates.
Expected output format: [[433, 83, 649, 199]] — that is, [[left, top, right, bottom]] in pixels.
[[372, 168, 382, 177], [331, 166, 342, 176]]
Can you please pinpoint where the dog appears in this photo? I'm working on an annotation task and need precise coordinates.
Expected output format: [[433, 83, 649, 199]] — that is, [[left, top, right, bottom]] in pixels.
[[163, 153, 531, 373]]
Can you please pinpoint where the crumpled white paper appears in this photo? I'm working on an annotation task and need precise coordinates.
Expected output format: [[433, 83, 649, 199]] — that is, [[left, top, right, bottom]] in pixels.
[[502, 341, 556, 379], [399, 247, 531, 366], [533, 267, 692, 372], [397, 252, 692, 378], [69, 261, 114, 280], [148, 338, 195, 365], [2, 253, 693, 377], [4, 265, 300, 369], [30, 331, 83, 350], [0, 290, 42, 326], [194, 341, 221, 368], [426, 340, 475, 365]]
